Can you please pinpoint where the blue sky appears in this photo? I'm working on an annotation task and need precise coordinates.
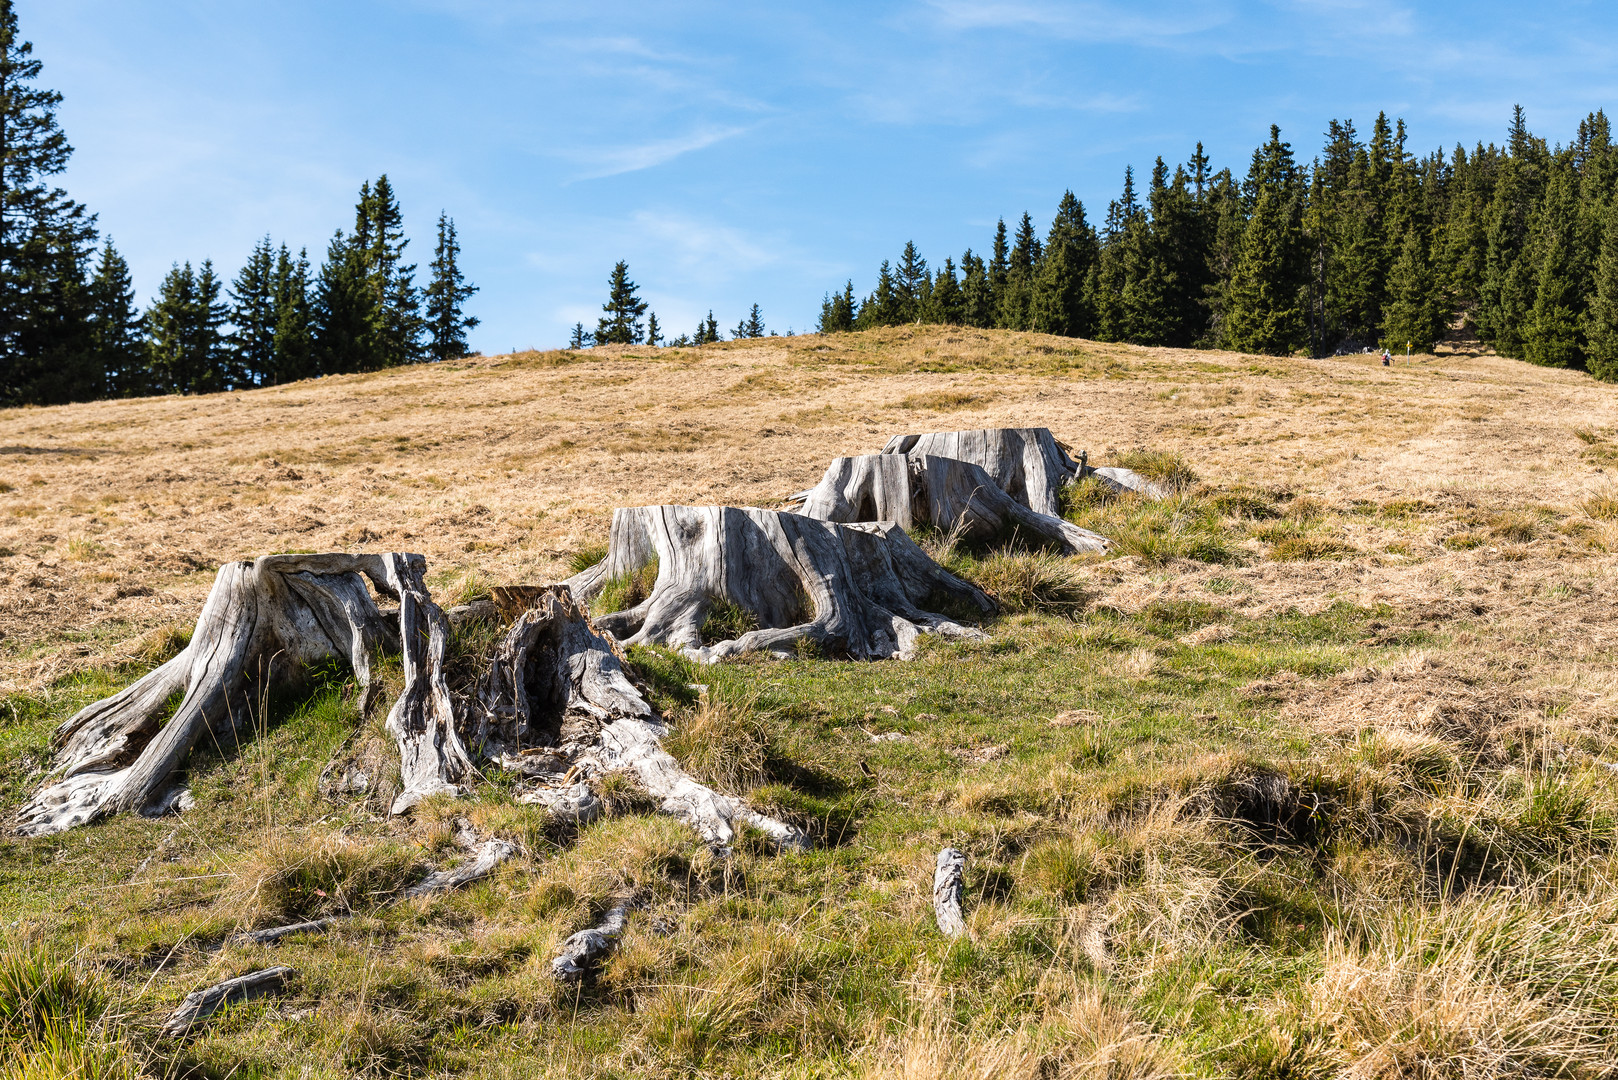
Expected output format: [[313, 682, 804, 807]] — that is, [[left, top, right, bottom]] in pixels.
[[23, 0, 1618, 352]]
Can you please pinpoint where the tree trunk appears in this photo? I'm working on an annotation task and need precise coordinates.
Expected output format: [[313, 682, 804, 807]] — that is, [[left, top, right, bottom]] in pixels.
[[881, 427, 1083, 517], [383, 552, 471, 815], [17, 554, 409, 837], [564, 506, 994, 663], [480, 588, 808, 852], [795, 453, 1110, 554]]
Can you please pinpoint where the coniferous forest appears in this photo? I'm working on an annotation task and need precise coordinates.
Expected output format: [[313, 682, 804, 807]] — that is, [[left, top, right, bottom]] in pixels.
[[819, 110, 1618, 381], [0, 0, 478, 408]]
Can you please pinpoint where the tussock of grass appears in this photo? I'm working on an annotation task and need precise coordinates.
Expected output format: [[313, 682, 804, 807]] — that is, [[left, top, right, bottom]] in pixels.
[[1067, 494, 1238, 565], [592, 556, 659, 616], [949, 550, 1089, 615], [1268, 534, 1353, 561], [1583, 493, 1618, 521], [567, 542, 609, 575], [700, 597, 760, 644], [216, 829, 421, 927], [1111, 448, 1198, 491], [662, 692, 779, 792]]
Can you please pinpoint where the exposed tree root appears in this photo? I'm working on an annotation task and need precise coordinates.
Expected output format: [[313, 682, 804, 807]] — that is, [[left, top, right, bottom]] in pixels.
[[933, 847, 967, 937], [160, 966, 294, 1037], [402, 819, 516, 899], [481, 588, 807, 852], [565, 506, 993, 663], [551, 899, 635, 981]]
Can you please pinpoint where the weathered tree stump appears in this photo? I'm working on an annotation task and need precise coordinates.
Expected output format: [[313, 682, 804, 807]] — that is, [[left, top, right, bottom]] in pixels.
[[795, 453, 1109, 554], [881, 428, 1082, 517], [478, 588, 807, 852], [564, 506, 994, 663], [16, 554, 430, 837]]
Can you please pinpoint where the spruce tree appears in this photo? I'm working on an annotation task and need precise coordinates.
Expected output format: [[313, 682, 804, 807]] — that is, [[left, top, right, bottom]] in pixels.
[[1586, 197, 1618, 381], [569, 322, 592, 349], [646, 311, 662, 346], [894, 241, 929, 322], [817, 281, 857, 333], [596, 261, 647, 344], [271, 245, 313, 383], [1032, 191, 1097, 337], [1523, 168, 1586, 367], [929, 257, 963, 324], [704, 310, 719, 344], [857, 261, 902, 327], [145, 260, 228, 394], [423, 211, 478, 361], [1381, 228, 1446, 353], [960, 250, 994, 328], [743, 303, 765, 338], [229, 237, 276, 387], [1224, 127, 1310, 355], [0, 0, 98, 405], [87, 239, 143, 397], [356, 175, 423, 364], [312, 231, 379, 374], [997, 212, 1043, 330]]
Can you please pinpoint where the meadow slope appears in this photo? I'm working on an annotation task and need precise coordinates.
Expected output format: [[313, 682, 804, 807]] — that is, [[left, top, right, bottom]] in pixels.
[[4, 327, 1618, 1078]]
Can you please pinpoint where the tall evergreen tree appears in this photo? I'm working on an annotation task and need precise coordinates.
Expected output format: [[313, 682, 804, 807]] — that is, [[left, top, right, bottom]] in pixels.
[[86, 239, 142, 397], [704, 310, 719, 344], [312, 230, 379, 374], [743, 303, 765, 338], [355, 175, 423, 365], [270, 245, 313, 383], [145, 260, 228, 394], [818, 281, 857, 332], [423, 211, 478, 361], [1523, 167, 1586, 367], [928, 257, 964, 324], [1586, 197, 1618, 381], [1032, 191, 1097, 337], [569, 322, 592, 349], [997, 212, 1043, 330], [1381, 228, 1446, 353], [229, 237, 276, 387], [596, 261, 647, 345], [960, 250, 994, 328], [857, 261, 903, 328], [0, 0, 98, 405], [646, 311, 662, 346], [894, 241, 929, 323], [1224, 126, 1311, 355]]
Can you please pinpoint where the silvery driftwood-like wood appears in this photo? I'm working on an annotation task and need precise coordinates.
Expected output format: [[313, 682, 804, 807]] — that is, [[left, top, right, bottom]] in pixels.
[[160, 966, 294, 1037], [881, 427, 1083, 518], [564, 506, 994, 664], [17, 554, 416, 837], [485, 588, 807, 852], [933, 847, 967, 937], [551, 899, 634, 981], [796, 453, 1110, 555], [402, 819, 517, 899]]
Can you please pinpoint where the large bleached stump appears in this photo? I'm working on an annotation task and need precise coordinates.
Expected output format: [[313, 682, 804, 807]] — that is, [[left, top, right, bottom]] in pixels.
[[796, 453, 1109, 555], [17, 554, 413, 837], [563, 506, 994, 663], [483, 588, 807, 851], [881, 427, 1081, 518]]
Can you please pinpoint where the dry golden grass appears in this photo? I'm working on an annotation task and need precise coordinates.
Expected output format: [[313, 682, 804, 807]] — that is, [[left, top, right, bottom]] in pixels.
[[5, 326, 1618, 693]]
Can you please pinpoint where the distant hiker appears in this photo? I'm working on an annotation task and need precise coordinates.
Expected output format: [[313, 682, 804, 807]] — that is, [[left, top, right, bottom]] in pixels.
[[1381, 349, 1391, 366]]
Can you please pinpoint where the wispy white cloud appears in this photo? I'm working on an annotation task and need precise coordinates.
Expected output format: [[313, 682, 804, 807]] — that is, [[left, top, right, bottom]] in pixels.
[[561, 125, 749, 181], [919, 0, 1233, 44]]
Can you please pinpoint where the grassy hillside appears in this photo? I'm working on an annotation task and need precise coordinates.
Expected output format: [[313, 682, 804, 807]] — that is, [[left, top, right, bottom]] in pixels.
[[4, 327, 1618, 1077]]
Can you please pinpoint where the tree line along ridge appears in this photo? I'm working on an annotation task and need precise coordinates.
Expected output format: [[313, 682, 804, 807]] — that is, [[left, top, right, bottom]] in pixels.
[[0, 1, 479, 407], [816, 109, 1618, 380]]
